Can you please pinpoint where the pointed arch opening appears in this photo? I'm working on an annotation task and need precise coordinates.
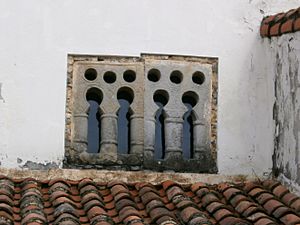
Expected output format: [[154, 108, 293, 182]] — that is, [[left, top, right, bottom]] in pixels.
[[182, 91, 198, 159], [86, 88, 103, 153], [117, 87, 134, 154], [153, 90, 169, 160]]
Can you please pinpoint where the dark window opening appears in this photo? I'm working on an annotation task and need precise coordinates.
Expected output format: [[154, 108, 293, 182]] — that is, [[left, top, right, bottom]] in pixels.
[[123, 70, 136, 82], [103, 71, 116, 83], [182, 91, 198, 159], [86, 88, 103, 153], [192, 71, 205, 85], [155, 104, 166, 160], [153, 90, 169, 160], [117, 99, 131, 154], [147, 68, 161, 82], [84, 68, 97, 81], [87, 100, 101, 153], [183, 104, 194, 159], [170, 70, 183, 84], [117, 87, 134, 154]]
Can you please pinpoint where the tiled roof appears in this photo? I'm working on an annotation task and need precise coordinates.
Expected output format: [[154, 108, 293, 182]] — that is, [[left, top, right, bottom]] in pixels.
[[260, 7, 300, 38], [0, 176, 300, 225]]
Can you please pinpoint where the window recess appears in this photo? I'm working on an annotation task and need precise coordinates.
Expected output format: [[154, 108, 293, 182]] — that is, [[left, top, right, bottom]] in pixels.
[[65, 54, 218, 173]]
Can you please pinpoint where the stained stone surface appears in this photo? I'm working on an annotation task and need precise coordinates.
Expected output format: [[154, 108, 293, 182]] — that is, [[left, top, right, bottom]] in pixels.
[[64, 54, 218, 173], [143, 55, 215, 172]]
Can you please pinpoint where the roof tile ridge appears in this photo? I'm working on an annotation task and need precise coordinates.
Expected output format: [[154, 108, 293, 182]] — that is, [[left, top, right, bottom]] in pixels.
[[260, 7, 300, 38], [138, 182, 179, 225]]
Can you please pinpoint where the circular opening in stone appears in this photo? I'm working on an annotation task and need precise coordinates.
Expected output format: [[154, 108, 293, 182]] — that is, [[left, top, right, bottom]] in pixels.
[[147, 69, 161, 82], [182, 91, 199, 108], [192, 71, 205, 85], [153, 90, 169, 106], [103, 71, 116, 83], [117, 87, 134, 104], [86, 87, 103, 104], [84, 68, 97, 81], [123, 70, 136, 83], [170, 70, 183, 84]]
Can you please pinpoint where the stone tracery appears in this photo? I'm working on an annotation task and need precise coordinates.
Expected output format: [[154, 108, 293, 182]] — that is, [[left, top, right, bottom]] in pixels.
[[65, 54, 218, 173]]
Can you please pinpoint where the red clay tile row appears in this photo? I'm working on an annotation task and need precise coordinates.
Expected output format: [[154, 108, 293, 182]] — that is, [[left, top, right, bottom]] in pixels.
[[162, 180, 213, 225], [48, 179, 81, 225], [0, 176, 300, 224], [218, 182, 278, 225], [192, 182, 251, 225], [137, 182, 177, 225], [109, 181, 144, 225], [78, 178, 114, 225], [262, 180, 300, 213], [243, 180, 300, 225], [260, 7, 300, 37], [0, 177, 14, 225], [20, 179, 47, 225]]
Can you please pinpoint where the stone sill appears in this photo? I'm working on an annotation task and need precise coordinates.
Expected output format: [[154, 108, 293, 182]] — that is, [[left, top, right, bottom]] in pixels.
[[0, 168, 262, 184]]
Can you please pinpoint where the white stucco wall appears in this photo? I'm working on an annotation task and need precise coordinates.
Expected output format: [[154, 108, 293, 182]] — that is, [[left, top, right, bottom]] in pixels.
[[265, 32, 300, 192], [0, 0, 299, 175]]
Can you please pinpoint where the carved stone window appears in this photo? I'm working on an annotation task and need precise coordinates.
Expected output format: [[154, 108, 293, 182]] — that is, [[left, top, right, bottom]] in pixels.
[[65, 54, 218, 173]]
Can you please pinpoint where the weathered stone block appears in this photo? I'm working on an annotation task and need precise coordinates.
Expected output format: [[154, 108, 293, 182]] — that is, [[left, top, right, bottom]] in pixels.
[[64, 54, 218, 173]]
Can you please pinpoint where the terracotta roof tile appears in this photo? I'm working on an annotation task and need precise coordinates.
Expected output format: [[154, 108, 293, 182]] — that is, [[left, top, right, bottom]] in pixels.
[[281, 192, 299, 206], [244, 181, 262, 193], [263, 199, 284, 215], [280, 213, 300, 224], [273, 185, 289, 198], [272, 206, 293, 219], [162, 180, 178, 191], [256, 193, 275, 205], [219, 216, 250, 225], [247, 212, 270, 222], [191, 182, 207, 193], [254, 217, 277, 225], [290, 199, 300, 212], [217, 182, 233, 193], [206, 201, 227, 214], [1, 176, 300, 224], [295, 17, 300, 31], [230, 194, 248, 207], [223, 187, 242, 201], [260, 7, 300, 38]]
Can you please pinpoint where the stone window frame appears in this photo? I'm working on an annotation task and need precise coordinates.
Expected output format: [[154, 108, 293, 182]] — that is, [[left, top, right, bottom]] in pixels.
[[64, 54, 218, 173]]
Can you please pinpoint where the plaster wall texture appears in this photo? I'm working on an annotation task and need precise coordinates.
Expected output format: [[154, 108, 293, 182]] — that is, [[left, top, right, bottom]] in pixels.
[[0, 0, 299, 175], [266, 32, 300, 192]]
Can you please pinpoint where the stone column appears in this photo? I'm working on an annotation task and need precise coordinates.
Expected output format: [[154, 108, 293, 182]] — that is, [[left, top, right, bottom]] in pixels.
[[193, 119, 210, 159], [130, 114, 144, 155], [143, 117, 156, 159], [73, 113, 88, 151], [99, 113, 118, 162], [164, 116, 183, 159]]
